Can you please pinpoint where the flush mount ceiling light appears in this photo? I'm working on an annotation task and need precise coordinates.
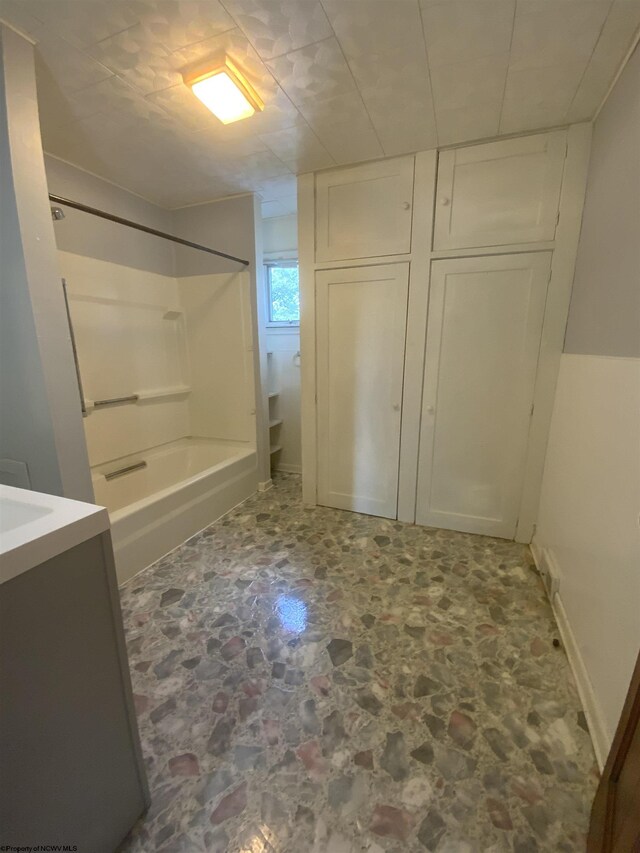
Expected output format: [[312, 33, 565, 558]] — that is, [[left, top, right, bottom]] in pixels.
[[183, 57, 264, 124]]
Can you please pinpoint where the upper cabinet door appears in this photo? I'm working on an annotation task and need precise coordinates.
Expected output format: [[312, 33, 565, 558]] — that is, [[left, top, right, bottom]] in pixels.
[[316, 157, 415, 262], [434, 132, 566, 250]]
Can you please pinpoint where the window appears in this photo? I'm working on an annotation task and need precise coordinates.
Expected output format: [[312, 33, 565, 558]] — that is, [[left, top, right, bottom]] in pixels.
[[266, 261, 299, 326]]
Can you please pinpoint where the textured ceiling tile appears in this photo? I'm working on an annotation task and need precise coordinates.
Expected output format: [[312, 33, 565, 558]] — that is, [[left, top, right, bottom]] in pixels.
[[223, 0, 332, 60], [420, 1, 515, 68], [187, 127, 270, 158], [86, 23, 177, 94], [220, 86, 301, 135], [259, 123, 331, 163], [323, 0, 429, 88], [133, 0, 235, 51], [147, 82, 218, 130], [87, 24, 279, 97], [313, 115, 384, 165], [255, 173, 298, 198], [266, 37, 357, 106], [296, 90, 371, 130], [358, 76, 439, 154], [0, 0, 45, 37], [324, 0, 425, 56], [510, 0, 611, 71], [282, 149, 334, 172], [371, 113, 438, 157], [436, 103, 502, 146], [18, 1, 139, 48], [261, 197, 297, 218], [4, 0, 637, 209], [500, 62, 588, 133], [35, 36, 114, 94], [323, 1, 438, 154], [430, 54, 509, 112], [566, 0, 640, 121], [63, 75, 162, 121]]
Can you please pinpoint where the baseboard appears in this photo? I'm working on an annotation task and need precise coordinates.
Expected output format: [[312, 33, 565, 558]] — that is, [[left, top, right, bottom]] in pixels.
[[530, 543, 610, 770], [275, 462, 302, 474], [258, 478, 273, 492]]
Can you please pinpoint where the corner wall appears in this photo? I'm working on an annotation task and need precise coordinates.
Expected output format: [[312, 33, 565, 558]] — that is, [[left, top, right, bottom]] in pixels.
[[173, 194, 270, 486], [0, 25, 92, 501], [45, 155, 175, 276], [533, 45, 640, 765]]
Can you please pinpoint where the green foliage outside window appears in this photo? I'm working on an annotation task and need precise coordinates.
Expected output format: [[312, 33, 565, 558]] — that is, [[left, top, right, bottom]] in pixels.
[[268, 264, 299, 324]]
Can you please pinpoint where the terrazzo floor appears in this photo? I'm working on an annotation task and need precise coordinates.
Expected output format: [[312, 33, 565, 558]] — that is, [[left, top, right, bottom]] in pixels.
[[118, 474, 598, 853]]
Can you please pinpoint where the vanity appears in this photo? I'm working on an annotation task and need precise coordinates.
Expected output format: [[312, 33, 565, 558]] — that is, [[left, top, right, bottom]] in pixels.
[[0, 486, 149, 851]]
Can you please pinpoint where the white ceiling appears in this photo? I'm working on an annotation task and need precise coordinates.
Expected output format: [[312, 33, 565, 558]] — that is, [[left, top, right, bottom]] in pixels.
[[1, 0, 638, 215]]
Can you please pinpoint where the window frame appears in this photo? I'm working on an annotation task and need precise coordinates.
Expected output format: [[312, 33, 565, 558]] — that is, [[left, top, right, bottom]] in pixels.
[[264, 257, 300, 328]]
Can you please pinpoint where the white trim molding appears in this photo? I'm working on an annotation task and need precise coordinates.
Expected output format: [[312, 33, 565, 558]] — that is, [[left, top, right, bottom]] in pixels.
[[531, 542, 610, 769]]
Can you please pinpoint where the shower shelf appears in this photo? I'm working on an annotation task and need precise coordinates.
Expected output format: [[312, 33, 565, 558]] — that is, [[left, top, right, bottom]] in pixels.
[[269, 445, 283, 455], [84, 385, 191, 412], [137, 385, 191, 401], [268, 391, 279, 399], [269, 419, 283, 428]]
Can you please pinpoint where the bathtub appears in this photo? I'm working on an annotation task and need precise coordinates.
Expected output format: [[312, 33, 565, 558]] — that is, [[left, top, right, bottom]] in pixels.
[[92, 437, 258, 584]]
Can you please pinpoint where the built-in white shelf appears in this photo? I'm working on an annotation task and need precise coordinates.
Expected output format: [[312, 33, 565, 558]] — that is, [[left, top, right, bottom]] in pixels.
[[269, 418, 283, 428], [268, 391, 279, 399], [270, 445, 283, 455]]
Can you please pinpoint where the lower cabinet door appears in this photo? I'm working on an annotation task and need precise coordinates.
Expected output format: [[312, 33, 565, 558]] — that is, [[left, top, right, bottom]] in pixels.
[[416, 252, 551, 538], [316, 263, 409, 518]]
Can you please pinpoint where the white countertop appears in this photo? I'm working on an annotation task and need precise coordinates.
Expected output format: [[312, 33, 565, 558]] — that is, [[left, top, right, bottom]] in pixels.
[[0, 485, 109, 584]]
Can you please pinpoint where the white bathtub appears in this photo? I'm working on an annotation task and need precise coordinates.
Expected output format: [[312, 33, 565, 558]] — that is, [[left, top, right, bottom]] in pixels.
[[92, 437, 258, 584]]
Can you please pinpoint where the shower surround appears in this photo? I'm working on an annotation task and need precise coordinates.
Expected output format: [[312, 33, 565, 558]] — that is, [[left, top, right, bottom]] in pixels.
[[118, 475, 597, 852], [59, 250, 259, 582]]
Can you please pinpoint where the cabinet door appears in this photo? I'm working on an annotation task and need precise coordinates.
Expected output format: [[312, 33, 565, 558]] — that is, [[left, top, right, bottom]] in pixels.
[[316, 263, 409, 517], [316, 157, 414, 262], [416, 253, 551, 538], [434, 132, 566, 250]]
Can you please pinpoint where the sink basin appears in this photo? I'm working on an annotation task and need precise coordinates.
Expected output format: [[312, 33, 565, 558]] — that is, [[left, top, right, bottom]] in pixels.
[[0, 485, 108, 584], [1, 497, 53, 532]]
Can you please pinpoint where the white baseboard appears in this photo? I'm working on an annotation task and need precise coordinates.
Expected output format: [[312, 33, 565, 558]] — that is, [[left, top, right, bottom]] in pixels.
[[531, 543, 610, 770], [275, 462, 302, 474], [257, 478, 273, 492]]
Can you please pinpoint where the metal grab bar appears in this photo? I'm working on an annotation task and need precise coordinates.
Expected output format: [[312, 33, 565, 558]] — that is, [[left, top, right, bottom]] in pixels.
[[61, 279, 86, 415], [93, 394, 139, 408], [104, 461, 147, 481]]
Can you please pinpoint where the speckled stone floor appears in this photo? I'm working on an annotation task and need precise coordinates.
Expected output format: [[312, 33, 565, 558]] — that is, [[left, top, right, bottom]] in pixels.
[[118, 474, 598, 853]]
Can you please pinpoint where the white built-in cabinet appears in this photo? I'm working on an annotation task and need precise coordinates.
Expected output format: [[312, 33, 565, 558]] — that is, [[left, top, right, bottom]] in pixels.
[[316, 263, 409, 518], [433, 132, 566, 250], [315, 157, 414, 262], [299, 126, 591, 541], [416, 253, 551, 539]]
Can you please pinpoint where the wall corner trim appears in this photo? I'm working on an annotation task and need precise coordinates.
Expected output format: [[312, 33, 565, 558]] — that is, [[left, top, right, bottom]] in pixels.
[[530, 541, 611, 770]]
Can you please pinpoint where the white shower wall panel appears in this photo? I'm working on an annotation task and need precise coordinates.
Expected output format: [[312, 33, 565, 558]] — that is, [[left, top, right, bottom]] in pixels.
[[178, 271, 255, 444], [59, 251, 191, 464]]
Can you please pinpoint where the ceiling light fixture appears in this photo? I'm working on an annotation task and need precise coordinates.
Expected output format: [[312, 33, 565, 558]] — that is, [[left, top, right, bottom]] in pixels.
[[183, 57, 264, 125]]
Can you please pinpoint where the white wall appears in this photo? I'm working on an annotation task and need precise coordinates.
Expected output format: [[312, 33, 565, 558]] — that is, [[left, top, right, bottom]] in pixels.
[[0, 25, 92, 501], [533, 46, 640, 766], [174, 195, 270, 486], [179, 272, 255, 444], [263, 214, 301, 474], [263, 214, 298, 256], [45, 154, 175, 277]]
